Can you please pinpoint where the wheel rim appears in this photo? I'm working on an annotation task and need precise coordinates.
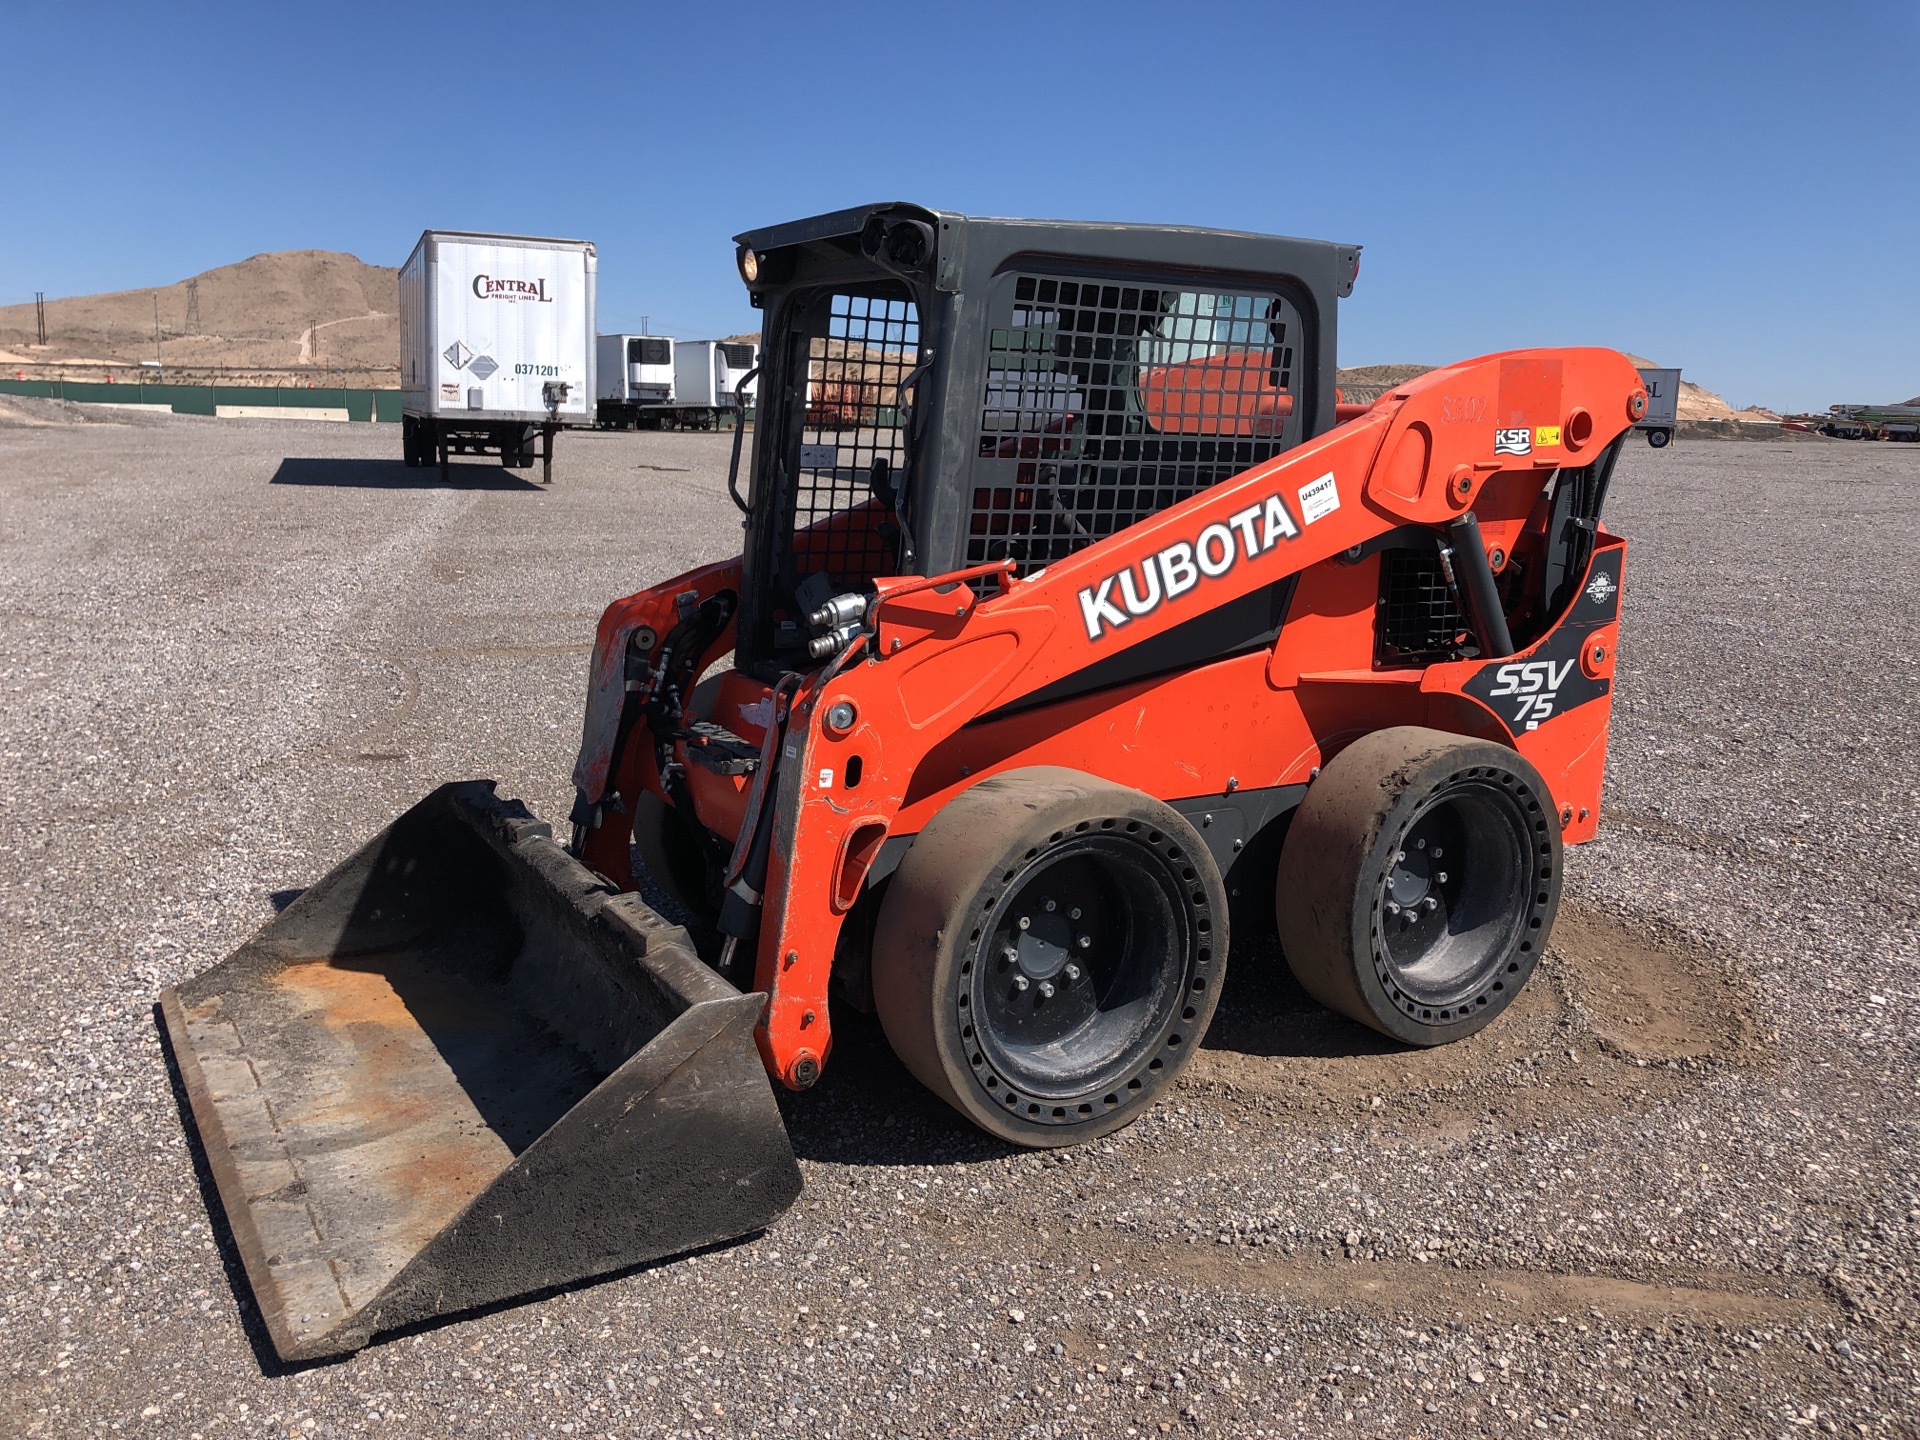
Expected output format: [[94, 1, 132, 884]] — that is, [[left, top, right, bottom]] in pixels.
[[960, 828, 1202, 1116], [1373, 774, 1543, 1024]]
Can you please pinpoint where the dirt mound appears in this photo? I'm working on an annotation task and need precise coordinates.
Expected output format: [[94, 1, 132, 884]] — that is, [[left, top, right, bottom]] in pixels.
[[0, 250, 399, 379], [1189, 901, 1764, 1130], [1628, 354, 1776, 422], [1337, 363, 1434, 388]]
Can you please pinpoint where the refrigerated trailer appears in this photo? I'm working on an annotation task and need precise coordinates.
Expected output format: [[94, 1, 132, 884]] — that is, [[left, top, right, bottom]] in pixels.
[[596, 337, 758, 430], [400, 230, 597, 483], [672, 340, 758, 427], [596, 334, 676, 429]]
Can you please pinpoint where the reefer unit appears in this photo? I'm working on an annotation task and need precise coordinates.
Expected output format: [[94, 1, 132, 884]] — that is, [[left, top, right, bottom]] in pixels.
[[399, 230, 597, 480]]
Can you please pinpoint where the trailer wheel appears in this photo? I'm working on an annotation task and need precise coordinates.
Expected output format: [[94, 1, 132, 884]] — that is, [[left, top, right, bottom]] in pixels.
[[1276, 727, 1560, 1046], [401, 415, 421, 468], [873, 767, 1227, 1147], [1647, 428, 1671, 449]]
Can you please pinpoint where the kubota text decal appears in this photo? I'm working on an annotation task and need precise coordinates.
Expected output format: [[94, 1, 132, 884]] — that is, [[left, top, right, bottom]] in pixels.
[[1077, 474, 1332, 640]]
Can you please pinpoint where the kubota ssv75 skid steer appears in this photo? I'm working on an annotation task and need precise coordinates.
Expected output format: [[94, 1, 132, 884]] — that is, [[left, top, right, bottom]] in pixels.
[[163, 203, 1641, 1362]]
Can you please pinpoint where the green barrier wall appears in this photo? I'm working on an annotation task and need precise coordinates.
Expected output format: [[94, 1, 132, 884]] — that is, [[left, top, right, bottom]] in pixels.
[[0, 379, 403, 421]]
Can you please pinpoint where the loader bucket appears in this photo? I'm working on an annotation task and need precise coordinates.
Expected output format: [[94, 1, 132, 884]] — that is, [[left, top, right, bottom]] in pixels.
[[159, 781, 801, 1364]]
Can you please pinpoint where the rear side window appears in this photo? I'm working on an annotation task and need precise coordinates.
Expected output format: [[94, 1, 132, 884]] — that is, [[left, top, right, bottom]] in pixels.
[[967, 273, 1307, 575]]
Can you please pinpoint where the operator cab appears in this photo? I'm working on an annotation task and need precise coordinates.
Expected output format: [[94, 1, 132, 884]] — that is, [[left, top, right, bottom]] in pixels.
[[727, 202, 1362, 676]]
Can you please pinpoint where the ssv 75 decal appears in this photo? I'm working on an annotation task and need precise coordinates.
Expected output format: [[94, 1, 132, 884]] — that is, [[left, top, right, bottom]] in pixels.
[[1077, 473, 1335, 641], [1462, 548, 1622, 735], [1485, 658, 1576, 731]]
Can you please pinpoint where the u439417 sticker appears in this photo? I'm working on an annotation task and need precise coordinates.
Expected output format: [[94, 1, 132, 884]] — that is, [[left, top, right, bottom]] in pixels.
[[1296, 472, 1339, 525]]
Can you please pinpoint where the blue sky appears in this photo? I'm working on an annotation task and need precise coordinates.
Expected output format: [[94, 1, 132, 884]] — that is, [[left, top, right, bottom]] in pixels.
[[3, 2, 1913, 410]]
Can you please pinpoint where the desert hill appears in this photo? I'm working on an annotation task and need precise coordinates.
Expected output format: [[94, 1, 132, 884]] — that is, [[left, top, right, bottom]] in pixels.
[[0, 251, 400, 383], [1338, 357, 1780, 422]]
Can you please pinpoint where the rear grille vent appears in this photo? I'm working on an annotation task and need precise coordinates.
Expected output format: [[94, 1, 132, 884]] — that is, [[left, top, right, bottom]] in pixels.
[[1376, 546, 1470, 666]]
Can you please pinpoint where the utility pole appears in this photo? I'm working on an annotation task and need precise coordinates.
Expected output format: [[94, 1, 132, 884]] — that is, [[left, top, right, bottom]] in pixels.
[[152, 293, 164, 379], [34, 292, 46, 346], [641, 315, 650, 335]]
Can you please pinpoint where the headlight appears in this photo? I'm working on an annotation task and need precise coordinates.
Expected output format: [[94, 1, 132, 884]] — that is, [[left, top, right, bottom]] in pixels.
[[739, 248, 760, 284]]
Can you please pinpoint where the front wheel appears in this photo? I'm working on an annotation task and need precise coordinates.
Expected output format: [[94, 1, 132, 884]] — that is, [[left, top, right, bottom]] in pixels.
[[1276, 727, 1561, 1046], [872, 767, 1227, 1147]]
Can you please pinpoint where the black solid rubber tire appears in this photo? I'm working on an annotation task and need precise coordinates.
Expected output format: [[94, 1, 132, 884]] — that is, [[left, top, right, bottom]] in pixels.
[[1647, 428, 1671, 448], [402, 416, 421, 467], [872, 767, 1228, 1148], [1275, 727, 1561, 1046]]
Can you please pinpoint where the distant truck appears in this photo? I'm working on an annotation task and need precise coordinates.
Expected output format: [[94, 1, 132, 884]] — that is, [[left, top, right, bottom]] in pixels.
[[399, 230, 597, 482], [1796, 404, 1920, 441], [1633, 367, 1680, 448], [596, 336, 757, 430]]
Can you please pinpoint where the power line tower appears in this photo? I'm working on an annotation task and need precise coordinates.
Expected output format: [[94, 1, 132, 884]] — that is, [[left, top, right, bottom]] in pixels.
[[184, 279, 200, 336], [34, 292, 47, 346]]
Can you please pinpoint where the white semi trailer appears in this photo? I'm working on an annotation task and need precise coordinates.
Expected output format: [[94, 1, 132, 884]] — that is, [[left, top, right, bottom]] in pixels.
[[400, 230, 597, 482], [673, 340, 758, 428], [595, 337, 757, 430], [595, 334, 677, 429]]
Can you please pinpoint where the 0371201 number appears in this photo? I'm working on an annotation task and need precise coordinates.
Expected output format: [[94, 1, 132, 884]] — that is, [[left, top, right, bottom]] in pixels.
[[513, 363, 560, 376]]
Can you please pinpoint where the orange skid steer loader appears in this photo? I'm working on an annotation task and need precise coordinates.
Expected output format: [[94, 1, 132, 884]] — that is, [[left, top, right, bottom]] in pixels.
[[163, 204, 1641, 1362]]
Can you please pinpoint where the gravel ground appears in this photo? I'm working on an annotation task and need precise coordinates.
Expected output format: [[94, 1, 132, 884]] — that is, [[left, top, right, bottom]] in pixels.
[[1, 415, 1916, 1439]]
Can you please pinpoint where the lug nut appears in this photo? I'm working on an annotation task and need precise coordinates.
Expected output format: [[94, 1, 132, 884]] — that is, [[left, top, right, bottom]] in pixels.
[[1043, 898, 1056, 912], [1013, 975, 1030, 992], [1001, 946, 1019, 967], [1064, 964, 1081, 981], [1038, 981, 1055, 998], [1423, 896, 1439, 912], [1396, 851, 1406, 863], [1076, 934, 1092, 949], [1415, 838, 1427, 850], [1434, 871, 1448, 885], [1431, 847, 1443, 859], [1069, 907, 1082, 920], [1017, 916, 1031, 931], [1385, 901, 1401, 916]]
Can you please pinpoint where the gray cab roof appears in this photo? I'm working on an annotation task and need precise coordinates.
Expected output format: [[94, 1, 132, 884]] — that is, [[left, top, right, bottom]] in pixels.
[[735, 202, 1361, 298]]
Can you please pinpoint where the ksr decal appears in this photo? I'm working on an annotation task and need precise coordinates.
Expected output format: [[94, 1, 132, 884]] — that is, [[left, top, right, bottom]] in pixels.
[[1485, 658, 1575, 731]]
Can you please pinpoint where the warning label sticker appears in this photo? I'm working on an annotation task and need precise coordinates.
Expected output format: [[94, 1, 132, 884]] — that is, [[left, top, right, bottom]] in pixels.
[[1534, 425, 1562, 448]]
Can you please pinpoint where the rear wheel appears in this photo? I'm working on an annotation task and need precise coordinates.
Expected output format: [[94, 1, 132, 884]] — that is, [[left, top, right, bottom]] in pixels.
[[873, 767, 1227, 1147], [1276, 727, 1560, 1045], [1647, 427, 1671, 448]]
